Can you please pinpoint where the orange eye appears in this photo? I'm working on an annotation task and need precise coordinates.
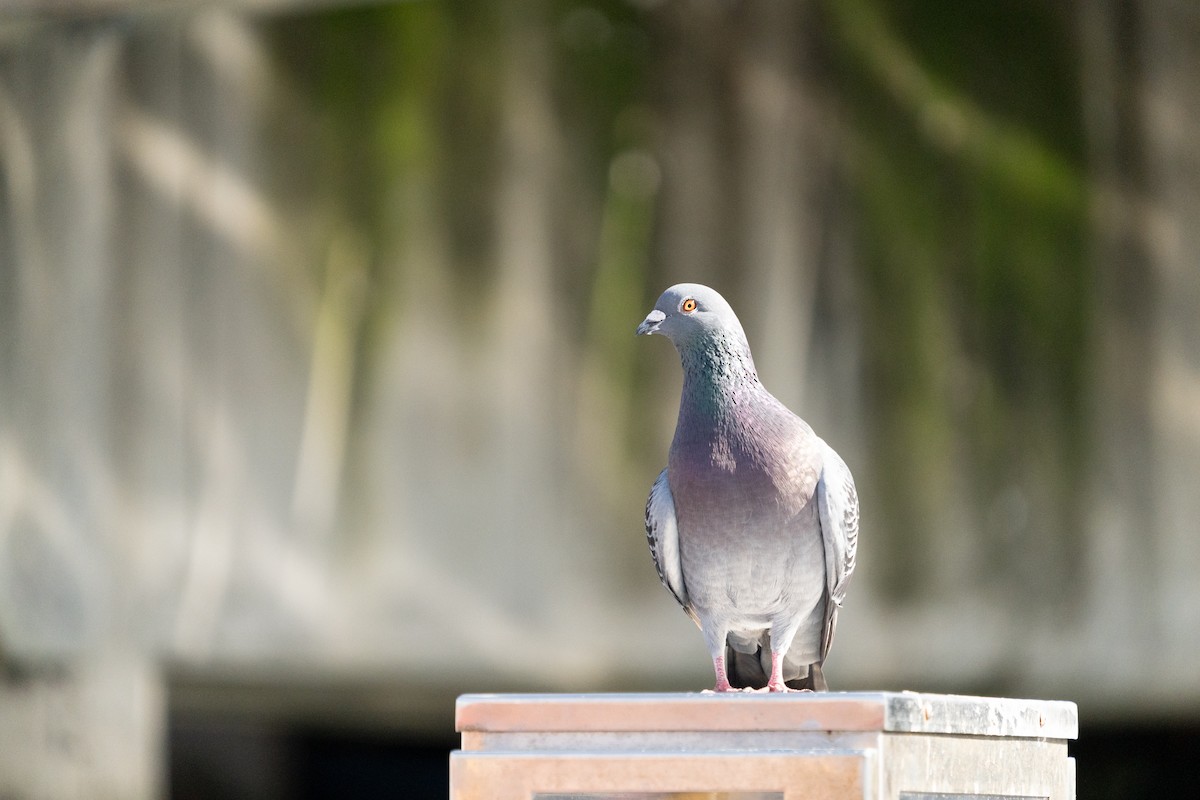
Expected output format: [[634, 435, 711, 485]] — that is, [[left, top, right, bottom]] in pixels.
[[681, 298, 697, 313]]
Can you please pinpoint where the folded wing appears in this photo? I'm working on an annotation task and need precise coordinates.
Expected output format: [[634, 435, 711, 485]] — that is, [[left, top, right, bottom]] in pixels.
[[816, 442, 859, 661], [644, 468, 692, 617]]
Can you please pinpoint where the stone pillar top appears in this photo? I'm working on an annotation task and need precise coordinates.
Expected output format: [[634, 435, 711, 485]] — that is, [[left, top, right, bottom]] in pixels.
[[456, 691, 1078, 740]]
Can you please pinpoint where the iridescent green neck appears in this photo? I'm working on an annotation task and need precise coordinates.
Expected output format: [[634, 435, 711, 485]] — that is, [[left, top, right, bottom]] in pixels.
[[677, 330, 760, 416]]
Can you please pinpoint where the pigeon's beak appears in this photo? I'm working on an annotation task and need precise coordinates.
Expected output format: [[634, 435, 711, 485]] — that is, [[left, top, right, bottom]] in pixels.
[[636, 309, 666, 336]]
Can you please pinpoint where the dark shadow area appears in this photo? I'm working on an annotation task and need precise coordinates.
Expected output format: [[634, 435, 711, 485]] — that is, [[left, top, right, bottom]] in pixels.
[[1071, 720, 1200, 800], [290, 728, 454, 800], [170, 713, 454, 800]]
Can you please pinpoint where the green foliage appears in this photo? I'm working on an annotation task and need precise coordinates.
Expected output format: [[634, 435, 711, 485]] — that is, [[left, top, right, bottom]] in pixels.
[[268, 0, 1090, 603], [826, 0, 1088, 598]]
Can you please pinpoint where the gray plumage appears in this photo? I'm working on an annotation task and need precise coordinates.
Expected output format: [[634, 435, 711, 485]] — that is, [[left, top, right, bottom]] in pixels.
[[637, 283, 859, 692]]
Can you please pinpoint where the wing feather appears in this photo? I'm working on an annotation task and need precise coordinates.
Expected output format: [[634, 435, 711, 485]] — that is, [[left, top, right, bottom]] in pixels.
[[815, 441, 859, 660], [644, 468, 690, 614]]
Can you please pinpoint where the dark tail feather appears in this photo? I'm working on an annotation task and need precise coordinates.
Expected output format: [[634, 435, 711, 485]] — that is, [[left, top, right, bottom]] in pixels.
[[786, 661, 829, 692]]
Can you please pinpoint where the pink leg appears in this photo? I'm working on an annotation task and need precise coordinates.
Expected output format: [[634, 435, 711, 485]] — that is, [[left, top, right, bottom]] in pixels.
[[767, 651, 789, 692], [712, 654, 734, 692]]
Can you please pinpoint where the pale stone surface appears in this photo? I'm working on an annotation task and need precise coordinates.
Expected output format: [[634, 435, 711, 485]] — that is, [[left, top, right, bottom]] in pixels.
[[456, 691, 1078, 739], [452, 692, 1076, 800]]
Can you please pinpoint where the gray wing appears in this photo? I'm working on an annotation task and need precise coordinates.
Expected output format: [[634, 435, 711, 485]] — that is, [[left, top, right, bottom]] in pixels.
[[644, 468, 691, 614], [815, 440, 859, 660]]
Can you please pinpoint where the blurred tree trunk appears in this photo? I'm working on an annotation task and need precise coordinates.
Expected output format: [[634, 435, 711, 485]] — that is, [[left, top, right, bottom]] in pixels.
[[651, 0, 846, 413], [1080, 0, 1200, 691], [0, 23, 167, 799]]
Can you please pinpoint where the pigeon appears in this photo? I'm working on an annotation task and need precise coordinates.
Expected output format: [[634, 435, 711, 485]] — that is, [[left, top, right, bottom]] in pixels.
[[636, 283, 859, 692]]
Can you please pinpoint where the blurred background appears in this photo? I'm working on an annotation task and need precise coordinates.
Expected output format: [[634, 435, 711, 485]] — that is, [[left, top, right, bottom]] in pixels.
[[1, 0, 1197, 797]]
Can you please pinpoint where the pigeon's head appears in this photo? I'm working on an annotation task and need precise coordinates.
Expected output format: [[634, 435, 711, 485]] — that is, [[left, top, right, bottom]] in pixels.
[[635, 283, 747, 349]]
